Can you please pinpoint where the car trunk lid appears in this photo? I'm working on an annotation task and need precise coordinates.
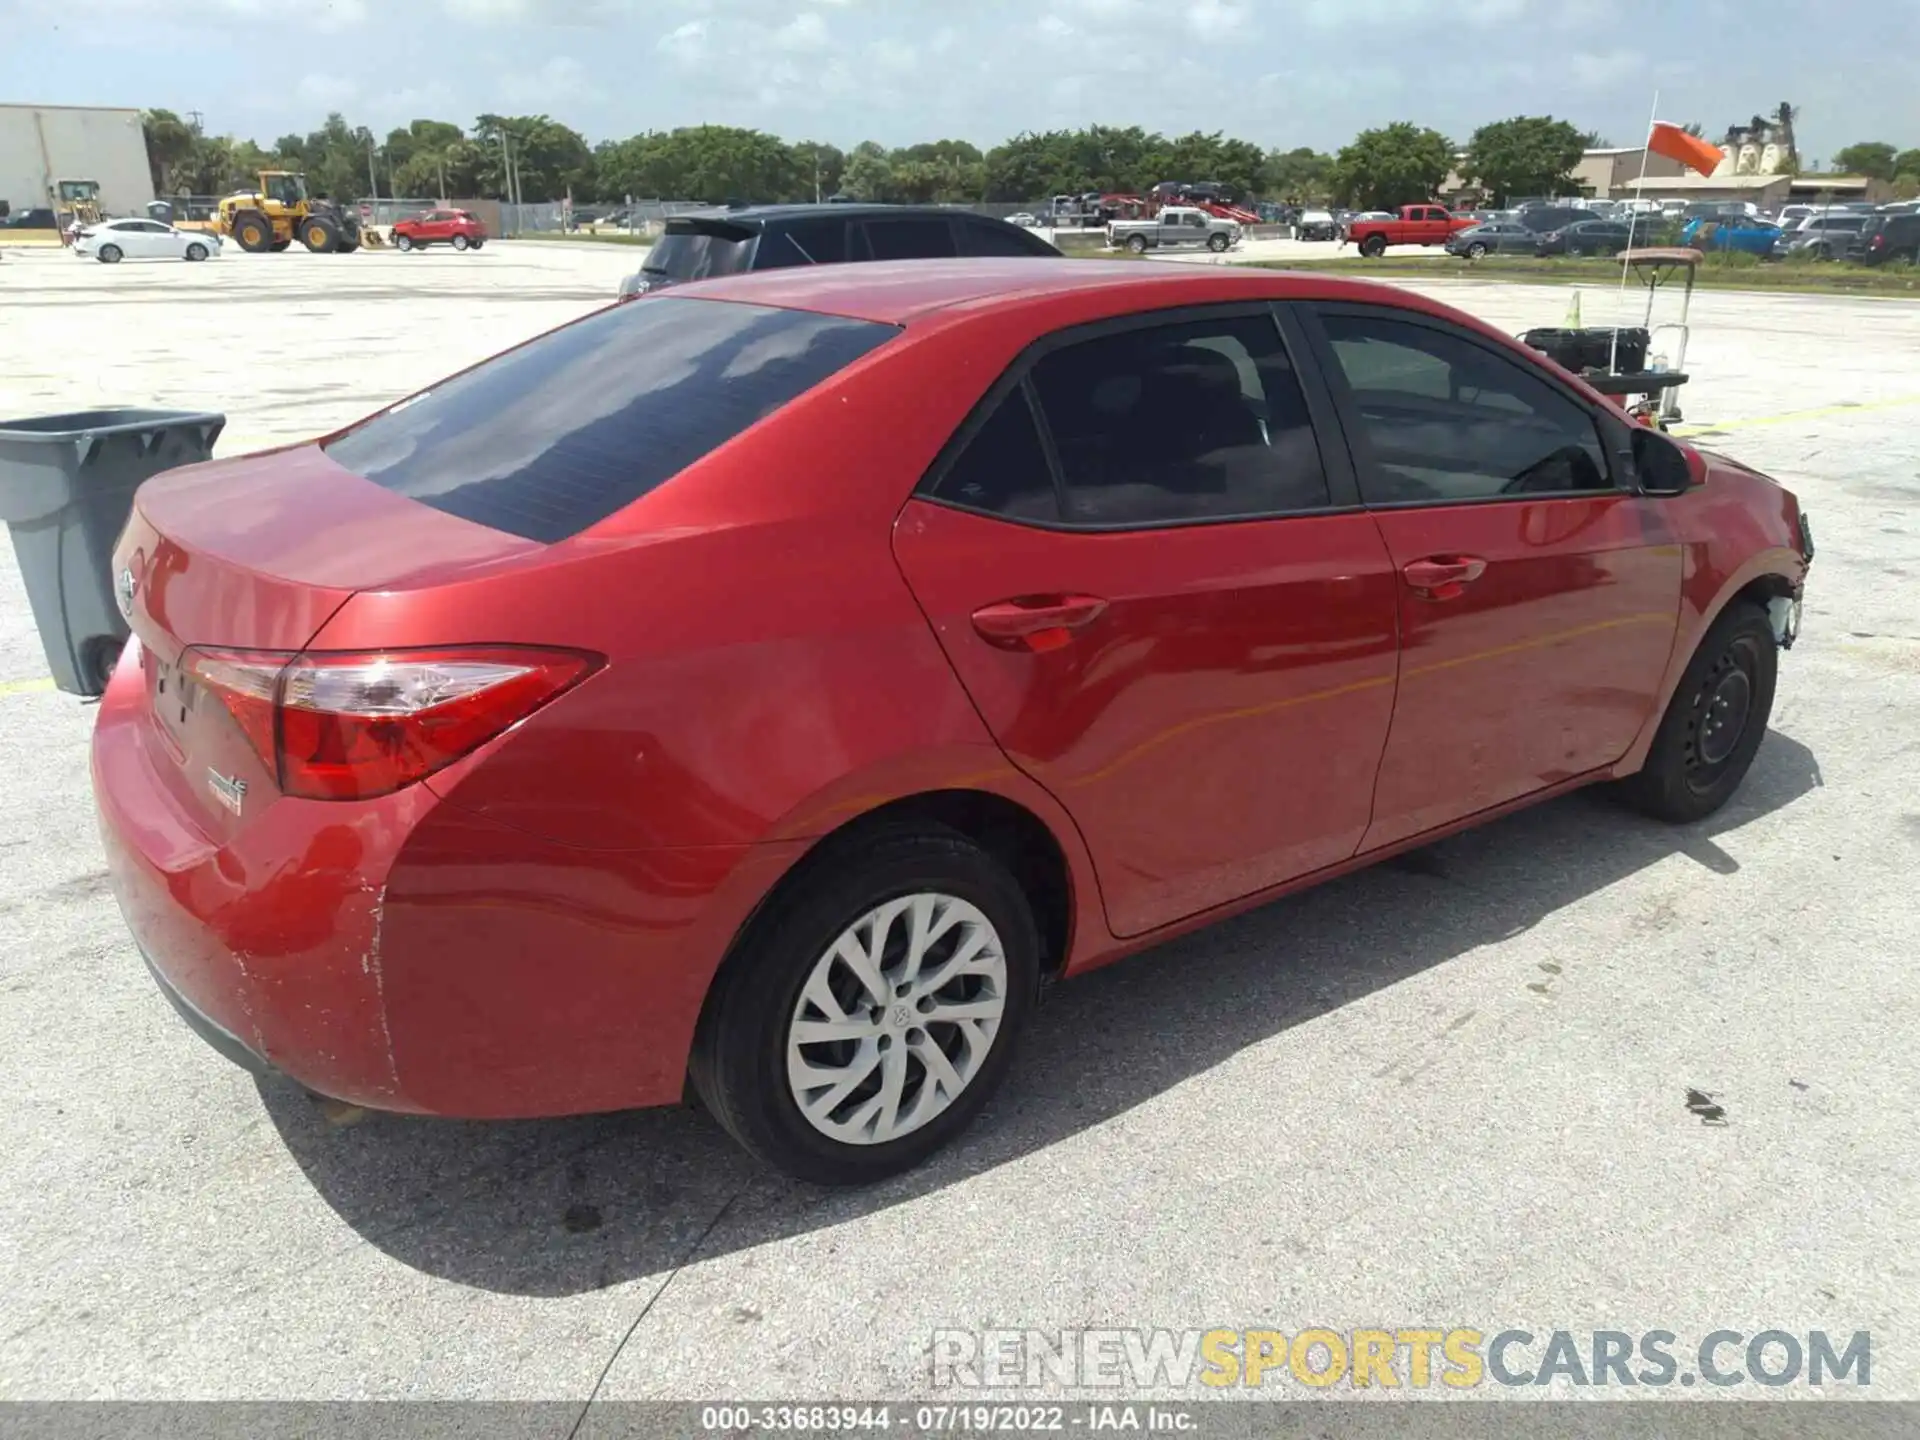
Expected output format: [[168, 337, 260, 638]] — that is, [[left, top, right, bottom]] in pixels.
[[114, 444, 542, 838]]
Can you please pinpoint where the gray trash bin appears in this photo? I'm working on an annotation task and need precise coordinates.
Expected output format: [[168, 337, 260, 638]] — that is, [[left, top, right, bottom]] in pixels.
[[0, 408, 225, 696]]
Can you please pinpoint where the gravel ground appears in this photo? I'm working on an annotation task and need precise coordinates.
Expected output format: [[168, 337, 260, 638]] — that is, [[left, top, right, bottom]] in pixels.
[[0, 241, 1915, 1408]]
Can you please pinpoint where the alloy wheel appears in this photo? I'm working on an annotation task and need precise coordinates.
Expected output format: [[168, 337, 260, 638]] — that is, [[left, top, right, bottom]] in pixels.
[[785, 892, 1008, 1146]]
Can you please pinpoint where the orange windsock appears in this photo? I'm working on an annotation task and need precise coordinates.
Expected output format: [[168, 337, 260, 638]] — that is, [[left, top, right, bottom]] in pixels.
[[1648, 122, 1726, 177]]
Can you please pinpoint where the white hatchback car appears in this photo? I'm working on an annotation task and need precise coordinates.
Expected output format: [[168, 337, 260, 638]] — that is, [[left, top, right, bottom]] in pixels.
[[74, 218, 222, 264]]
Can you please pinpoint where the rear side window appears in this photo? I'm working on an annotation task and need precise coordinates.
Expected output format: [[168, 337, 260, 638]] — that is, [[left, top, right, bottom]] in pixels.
[[758, 217, 850, 268], [933, 389, 1059, 521], [323, 298, 896, 542], [1027, 313, 1331, 525], [865, 218, 959, 259], [956, 220, 1054, 257]]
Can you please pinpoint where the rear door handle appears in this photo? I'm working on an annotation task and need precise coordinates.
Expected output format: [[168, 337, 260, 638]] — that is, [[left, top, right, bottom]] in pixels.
[[970, 595, 1108, 652], [1402, 555, 1488, 600]]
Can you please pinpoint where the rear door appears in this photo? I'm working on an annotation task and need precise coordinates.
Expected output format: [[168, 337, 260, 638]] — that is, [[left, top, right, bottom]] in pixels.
[[893, 304, 1400, 937], [1300, 303, 1683, 850]]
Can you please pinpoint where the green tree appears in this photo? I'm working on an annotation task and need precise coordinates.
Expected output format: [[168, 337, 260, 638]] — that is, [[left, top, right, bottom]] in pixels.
[[792, 141, 846, 201], [1831, 142, 1899, 180], [840, 140, 894, 201], [140, 109, 198, 193], [1463, 115, 1587, 205], [593, 125, 801, 203], [1892, 148, 1920, 186], [472, 114, 595, 201], [1261, 146, 1334, 202], [1331, 122, 1453, 209]]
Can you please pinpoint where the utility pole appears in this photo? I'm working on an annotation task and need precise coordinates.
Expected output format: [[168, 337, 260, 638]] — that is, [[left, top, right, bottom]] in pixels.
[[367, 137, 379, 203], [814, 148, 821, 203], [497, 130, 518, 235]]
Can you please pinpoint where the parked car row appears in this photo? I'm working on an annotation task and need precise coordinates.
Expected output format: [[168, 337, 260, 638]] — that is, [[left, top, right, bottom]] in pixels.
[[1437, 205, 1918, 268]]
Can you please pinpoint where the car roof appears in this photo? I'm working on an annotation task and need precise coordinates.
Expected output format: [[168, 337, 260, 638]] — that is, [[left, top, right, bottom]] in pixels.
[[672, 256, 1426, 328], [673, 203, 1005, 228]]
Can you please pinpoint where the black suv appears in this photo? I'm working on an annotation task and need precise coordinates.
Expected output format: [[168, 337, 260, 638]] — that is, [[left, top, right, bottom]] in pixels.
[[617, 204, 1062, 299], [1857, 213, 1920, 267]]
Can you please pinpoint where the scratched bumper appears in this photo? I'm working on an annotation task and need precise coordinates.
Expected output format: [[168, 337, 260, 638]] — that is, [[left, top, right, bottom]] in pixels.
[[139, 943, 271, 1078]]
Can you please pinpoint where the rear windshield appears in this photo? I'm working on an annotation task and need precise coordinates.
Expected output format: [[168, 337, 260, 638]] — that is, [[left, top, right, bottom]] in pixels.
[[643, 222, 758, 281], [323, 298, 895, 542]]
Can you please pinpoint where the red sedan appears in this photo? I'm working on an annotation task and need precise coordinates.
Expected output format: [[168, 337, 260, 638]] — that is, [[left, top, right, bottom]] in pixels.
[[94, 260, 1812, 1184], [390, 208, 486, 252]]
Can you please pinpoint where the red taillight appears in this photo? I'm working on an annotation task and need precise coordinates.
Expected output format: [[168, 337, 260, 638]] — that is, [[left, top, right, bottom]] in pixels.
[[1869, 234, 1886, 250], [180, 646, 599, 801]]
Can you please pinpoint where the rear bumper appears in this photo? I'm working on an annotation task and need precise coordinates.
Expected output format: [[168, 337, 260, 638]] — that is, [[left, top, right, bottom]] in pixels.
[[92, 656, 805, 1118], [139, 943, 270, 1078]]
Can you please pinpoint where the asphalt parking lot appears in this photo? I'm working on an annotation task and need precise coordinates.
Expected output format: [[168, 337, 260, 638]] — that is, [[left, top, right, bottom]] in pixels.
[[1, 240, 1917, 1407]]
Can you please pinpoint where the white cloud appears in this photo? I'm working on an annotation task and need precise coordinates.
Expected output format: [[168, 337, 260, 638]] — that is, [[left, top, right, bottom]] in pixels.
[[1566, 49, 1647, 89], [1185, 0, 1248, 40], [296, 72, 361, 108], [1301, 0, 1527, 27], [503, 55, 605, 108], [772, 11, 830, 51], [657, 19, 709, 65]]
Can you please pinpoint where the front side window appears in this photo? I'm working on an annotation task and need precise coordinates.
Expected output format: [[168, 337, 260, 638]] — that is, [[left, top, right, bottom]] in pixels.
[[1318, 311, 1612, 506], [1024, 313, 1331, 526]]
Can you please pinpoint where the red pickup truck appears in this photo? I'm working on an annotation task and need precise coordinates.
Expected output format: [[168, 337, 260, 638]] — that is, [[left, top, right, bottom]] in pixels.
[[1348, 204, 1479, 257]]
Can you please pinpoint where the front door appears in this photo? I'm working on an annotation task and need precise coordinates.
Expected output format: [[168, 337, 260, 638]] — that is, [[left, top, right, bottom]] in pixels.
[[894, 306, 1401, 938], [1302, 304, 1683, 850]]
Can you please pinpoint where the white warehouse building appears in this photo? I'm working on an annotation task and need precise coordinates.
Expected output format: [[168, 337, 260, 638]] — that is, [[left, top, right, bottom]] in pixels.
[[1, 104, 155, 218]]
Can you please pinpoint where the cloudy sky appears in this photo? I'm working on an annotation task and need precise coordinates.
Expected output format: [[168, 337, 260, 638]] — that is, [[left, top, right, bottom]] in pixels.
[[2, 0, 1913, 162]]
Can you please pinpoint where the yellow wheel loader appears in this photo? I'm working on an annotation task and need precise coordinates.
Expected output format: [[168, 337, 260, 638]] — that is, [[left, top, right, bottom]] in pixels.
[[217, 172, 363, 254]]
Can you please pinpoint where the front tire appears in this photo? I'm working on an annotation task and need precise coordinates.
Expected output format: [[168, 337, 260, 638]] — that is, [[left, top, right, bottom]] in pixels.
[[1466, 242, 1487, 260], [185, 242, 208, 262], [691, 826, 1040, 1185], [395, 234, 413, 251], [1207, 232, 1229, 252], [1613, 601, 1778, 823], [96, 244, 122, 264]]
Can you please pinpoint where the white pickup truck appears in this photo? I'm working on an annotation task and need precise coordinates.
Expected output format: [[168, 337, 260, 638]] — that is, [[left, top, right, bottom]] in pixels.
[[1107, 206, 1239, 254]]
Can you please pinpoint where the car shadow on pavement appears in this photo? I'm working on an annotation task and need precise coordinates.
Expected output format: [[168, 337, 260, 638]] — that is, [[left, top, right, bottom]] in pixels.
[[259, 731, 1821, 1297]]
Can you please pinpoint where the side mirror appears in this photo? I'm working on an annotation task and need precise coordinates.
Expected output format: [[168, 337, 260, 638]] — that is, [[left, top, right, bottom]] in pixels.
[[1631, 427, 1695, 496]]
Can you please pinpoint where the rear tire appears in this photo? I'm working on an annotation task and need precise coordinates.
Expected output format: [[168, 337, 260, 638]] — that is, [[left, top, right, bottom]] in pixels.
[[1126, 234, 1148, 254], [1361, 234, 1387, 258], [690, 825, 1040, 1185], [1612, 601, 1778, 823], [452, 233, 470, 251]]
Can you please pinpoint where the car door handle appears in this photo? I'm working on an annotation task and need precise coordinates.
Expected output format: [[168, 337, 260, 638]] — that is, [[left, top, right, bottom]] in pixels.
[[1402, 555, 1488, 600], [971, 595, 1108, 652]]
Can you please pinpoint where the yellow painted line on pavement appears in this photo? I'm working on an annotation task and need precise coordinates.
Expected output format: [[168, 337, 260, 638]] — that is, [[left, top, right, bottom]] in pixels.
[[0, 676, 56, 697], [1674, 393, 1920, 437]]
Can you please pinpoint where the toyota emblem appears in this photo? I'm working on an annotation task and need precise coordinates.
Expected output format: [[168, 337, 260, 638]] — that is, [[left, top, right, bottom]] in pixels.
[[115, 566, 138, 620]]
